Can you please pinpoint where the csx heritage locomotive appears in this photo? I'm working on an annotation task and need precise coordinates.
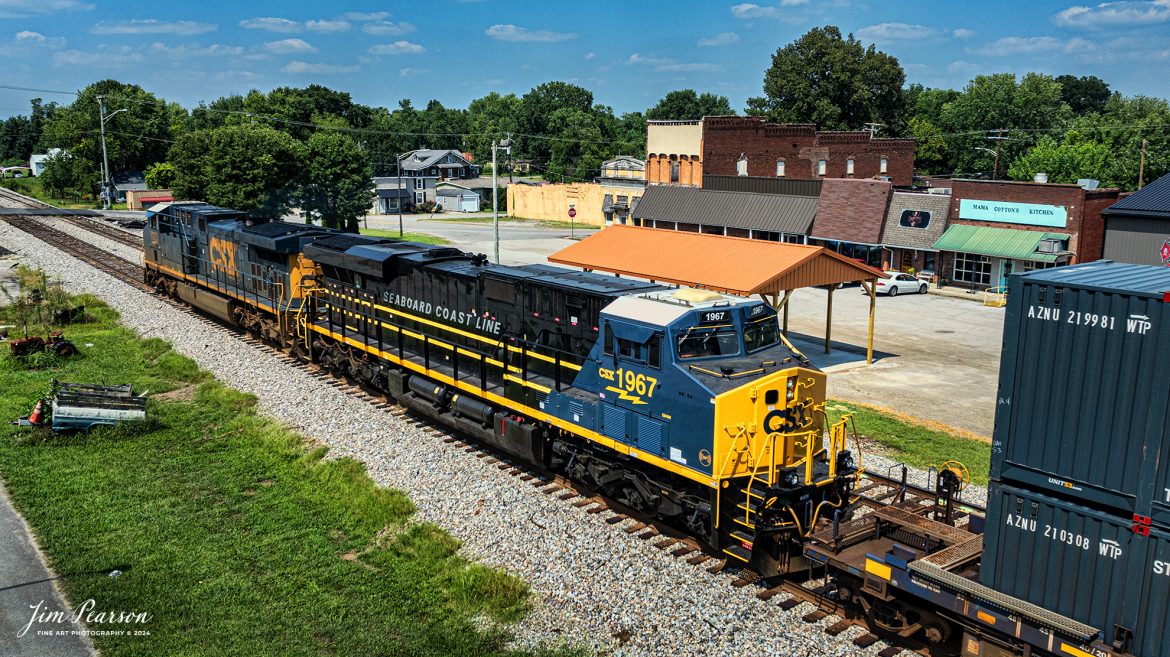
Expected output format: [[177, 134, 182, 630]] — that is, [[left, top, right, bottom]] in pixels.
[[142, 201, 860, 574]]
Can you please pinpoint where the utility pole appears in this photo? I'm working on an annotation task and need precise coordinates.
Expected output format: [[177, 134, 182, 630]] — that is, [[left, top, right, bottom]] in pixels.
[[986, 129, 1009, 180], [396, 152, 404, 238], [492, 137, 513, 264], [1139, 138, 1148, 190], [97, 95, 127, 211]]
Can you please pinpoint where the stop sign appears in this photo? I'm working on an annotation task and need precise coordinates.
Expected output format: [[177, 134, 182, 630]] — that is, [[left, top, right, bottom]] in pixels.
[[568, 207, 576, 218]]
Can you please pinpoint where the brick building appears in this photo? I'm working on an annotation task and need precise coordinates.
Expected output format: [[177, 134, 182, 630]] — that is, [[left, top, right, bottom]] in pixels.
[[933, 179, 1121, 290], [645, 120, 703, 186], [701, 117, 915, 186]]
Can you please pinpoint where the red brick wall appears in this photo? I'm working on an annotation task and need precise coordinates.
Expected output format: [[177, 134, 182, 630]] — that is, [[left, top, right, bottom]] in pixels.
[[948, 180, 1127, 264], [701, 116, 916, 185]]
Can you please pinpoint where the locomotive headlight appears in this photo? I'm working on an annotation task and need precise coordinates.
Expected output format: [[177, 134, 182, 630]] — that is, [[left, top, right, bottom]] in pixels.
[[782, 471, 800, 488], [836, 451, 855, 472]]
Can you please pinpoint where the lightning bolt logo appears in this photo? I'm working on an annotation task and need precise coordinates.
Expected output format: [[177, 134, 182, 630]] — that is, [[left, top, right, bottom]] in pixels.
[[605, 386, 648, 405]]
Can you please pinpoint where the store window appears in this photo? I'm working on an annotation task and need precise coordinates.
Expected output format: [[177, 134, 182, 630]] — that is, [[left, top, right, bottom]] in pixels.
[[1023, 260, 1057, 272], [953, 253, 991, 286]]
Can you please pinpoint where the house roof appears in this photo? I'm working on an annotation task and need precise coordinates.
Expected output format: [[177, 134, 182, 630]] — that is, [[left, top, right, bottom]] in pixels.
[[399, 149, 471, 171], [548, 226, 885, 294], [375, 188, 411, 200], [702, 175, 823, 197], [602, 156, 645, 168], [932, 224, 1070, 262], [809, 178, 892, 244], [631, 185, 817, 234], [437, 187, 479, 198], [1102, 172, 1170, 219], [880, 191, 952, 251]]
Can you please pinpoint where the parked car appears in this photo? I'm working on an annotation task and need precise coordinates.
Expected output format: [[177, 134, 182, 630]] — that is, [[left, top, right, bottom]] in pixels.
[[874, 271, 928, 296]]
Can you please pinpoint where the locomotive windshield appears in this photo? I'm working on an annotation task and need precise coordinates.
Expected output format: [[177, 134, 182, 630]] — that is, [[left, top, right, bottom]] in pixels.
[[676, 326, 740, 359], [744, 314, 782, 352]]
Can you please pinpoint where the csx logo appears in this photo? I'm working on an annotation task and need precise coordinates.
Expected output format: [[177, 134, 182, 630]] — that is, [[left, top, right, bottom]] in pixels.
[[209, 237, 236, 274]]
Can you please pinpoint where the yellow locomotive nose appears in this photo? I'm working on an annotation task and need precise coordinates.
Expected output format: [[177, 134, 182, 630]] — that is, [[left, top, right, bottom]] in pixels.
[[712, 367, 827, 483]]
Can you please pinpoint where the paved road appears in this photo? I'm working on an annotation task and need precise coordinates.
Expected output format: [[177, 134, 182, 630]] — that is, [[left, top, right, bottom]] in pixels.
[[364, 215, 598, 265], [0, 481, 94, 656]]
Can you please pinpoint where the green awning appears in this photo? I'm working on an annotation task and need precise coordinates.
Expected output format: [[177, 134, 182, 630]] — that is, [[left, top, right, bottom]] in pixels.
[[931, 224, 1070, 262]]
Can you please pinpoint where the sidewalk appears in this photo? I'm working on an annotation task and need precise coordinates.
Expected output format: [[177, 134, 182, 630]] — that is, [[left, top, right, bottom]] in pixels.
[[0, 480, 94, 656]]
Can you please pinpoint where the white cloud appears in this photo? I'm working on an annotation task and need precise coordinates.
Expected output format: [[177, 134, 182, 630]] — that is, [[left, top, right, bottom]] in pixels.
[[399, 67, 426, 77], [1055, 0, 1170, 27], [971, 35, 1095, 55], [341, 11, 389, 21], [946, 60, 981, 75], [0, 0, 93, 18], [953, 28, 976, 39], [698, 31, 740, 46], [629, 53, 720, 72], [857, 22, 937, 43], [362, 21, 415, 36], [368, 40, 425, 55], [281, 60, 358, 74], [239, 17, 301, 32], [306, 19, 349, 33], [731, 3, 779, 18], [584, 51, 596, 59], [92, 19, 216, 35], [485, 24, 576, 42], [264, 38, 316, 54], [53, 45, 142, 67], [149, 42, 244, 57], [13, 30, 66, 49], [780, 0, 810, 4]]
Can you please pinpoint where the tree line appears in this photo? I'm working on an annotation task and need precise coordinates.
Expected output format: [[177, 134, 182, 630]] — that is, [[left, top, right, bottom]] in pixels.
[[2, 25, 1166, 232]]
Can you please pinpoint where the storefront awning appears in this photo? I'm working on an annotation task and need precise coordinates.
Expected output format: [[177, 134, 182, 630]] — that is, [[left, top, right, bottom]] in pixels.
[[932, 224, 1071, 262]]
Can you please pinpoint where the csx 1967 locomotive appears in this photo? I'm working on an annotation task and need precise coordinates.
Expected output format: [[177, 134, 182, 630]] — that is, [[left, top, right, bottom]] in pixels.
[[142, 201, 860, 575]]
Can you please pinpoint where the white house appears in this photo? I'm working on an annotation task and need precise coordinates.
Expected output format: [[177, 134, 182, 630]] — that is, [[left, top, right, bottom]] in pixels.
[[29, 148, 64, 177]]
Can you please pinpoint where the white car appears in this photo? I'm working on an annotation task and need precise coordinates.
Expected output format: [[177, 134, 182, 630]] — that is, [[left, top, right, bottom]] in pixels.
[[875, 271, 928, 296]]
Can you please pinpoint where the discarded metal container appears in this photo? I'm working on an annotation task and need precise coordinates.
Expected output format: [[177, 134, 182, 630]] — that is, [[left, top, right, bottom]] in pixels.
[[981, 482, 1170, 657], [992, 261, 1170, 522], [15, 381, 147, 432]]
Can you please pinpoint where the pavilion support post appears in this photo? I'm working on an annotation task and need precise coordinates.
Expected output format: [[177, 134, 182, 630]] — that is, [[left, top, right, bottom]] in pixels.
[[781, 290, 792, 334], [825, 285, 834, 354], [865, 279, 876, 365]]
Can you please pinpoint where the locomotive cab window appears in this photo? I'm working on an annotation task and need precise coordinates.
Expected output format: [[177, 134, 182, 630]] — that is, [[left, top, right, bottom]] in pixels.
[[615, 334, 661, 368]]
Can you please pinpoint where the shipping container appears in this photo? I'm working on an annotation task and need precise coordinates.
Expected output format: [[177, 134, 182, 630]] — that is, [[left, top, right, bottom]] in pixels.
[[992, 261, 1170, 519], [981, 482, 1170, 657]]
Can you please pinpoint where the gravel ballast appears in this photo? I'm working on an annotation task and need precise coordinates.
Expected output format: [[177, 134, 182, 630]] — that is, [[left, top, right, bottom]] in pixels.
[[1, 220, 913, 657]]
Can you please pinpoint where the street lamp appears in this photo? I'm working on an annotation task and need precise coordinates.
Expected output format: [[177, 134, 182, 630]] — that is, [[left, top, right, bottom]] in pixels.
[[97, 95, 127, 210], [491, 137, 512, 264], [972, 146, 1000, 180]]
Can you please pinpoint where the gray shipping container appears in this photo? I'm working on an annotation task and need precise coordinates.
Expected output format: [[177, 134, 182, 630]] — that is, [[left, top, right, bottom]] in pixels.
[[992, 261, 1170, 522], [981, 482, 1170, 657]]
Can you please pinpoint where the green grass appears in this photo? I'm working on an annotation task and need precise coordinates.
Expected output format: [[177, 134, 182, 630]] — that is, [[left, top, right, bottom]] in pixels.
[[0, 295, 577, 657], [358, 228, 450, 244], [825, 399, 992, 486], [0, 177, 125, 210]]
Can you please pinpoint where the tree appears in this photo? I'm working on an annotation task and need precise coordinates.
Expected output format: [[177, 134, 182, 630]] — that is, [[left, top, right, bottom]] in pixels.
[[39, 80, 172, 191], [1007, 136, 1117, 186], [299, 132, 374, 232], [749, 26, 907, 131], [937, 73, 1070, 176], [516, 82, 594, 162], [1056, 75, 1111, 115], [466, 92, 520, 164], [909, 117, 948, 174], [38, 152, 78, 198], [168, 124, 304, 219], [144, 162, 177, 189], [646, 90, 733, 121]]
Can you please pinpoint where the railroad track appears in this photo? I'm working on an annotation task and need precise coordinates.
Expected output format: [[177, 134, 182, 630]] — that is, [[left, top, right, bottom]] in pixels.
[[3, 204, 958, 655]]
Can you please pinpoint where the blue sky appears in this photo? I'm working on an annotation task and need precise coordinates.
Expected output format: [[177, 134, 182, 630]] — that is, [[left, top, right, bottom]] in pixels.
[[2, 0, 1170, 118]]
